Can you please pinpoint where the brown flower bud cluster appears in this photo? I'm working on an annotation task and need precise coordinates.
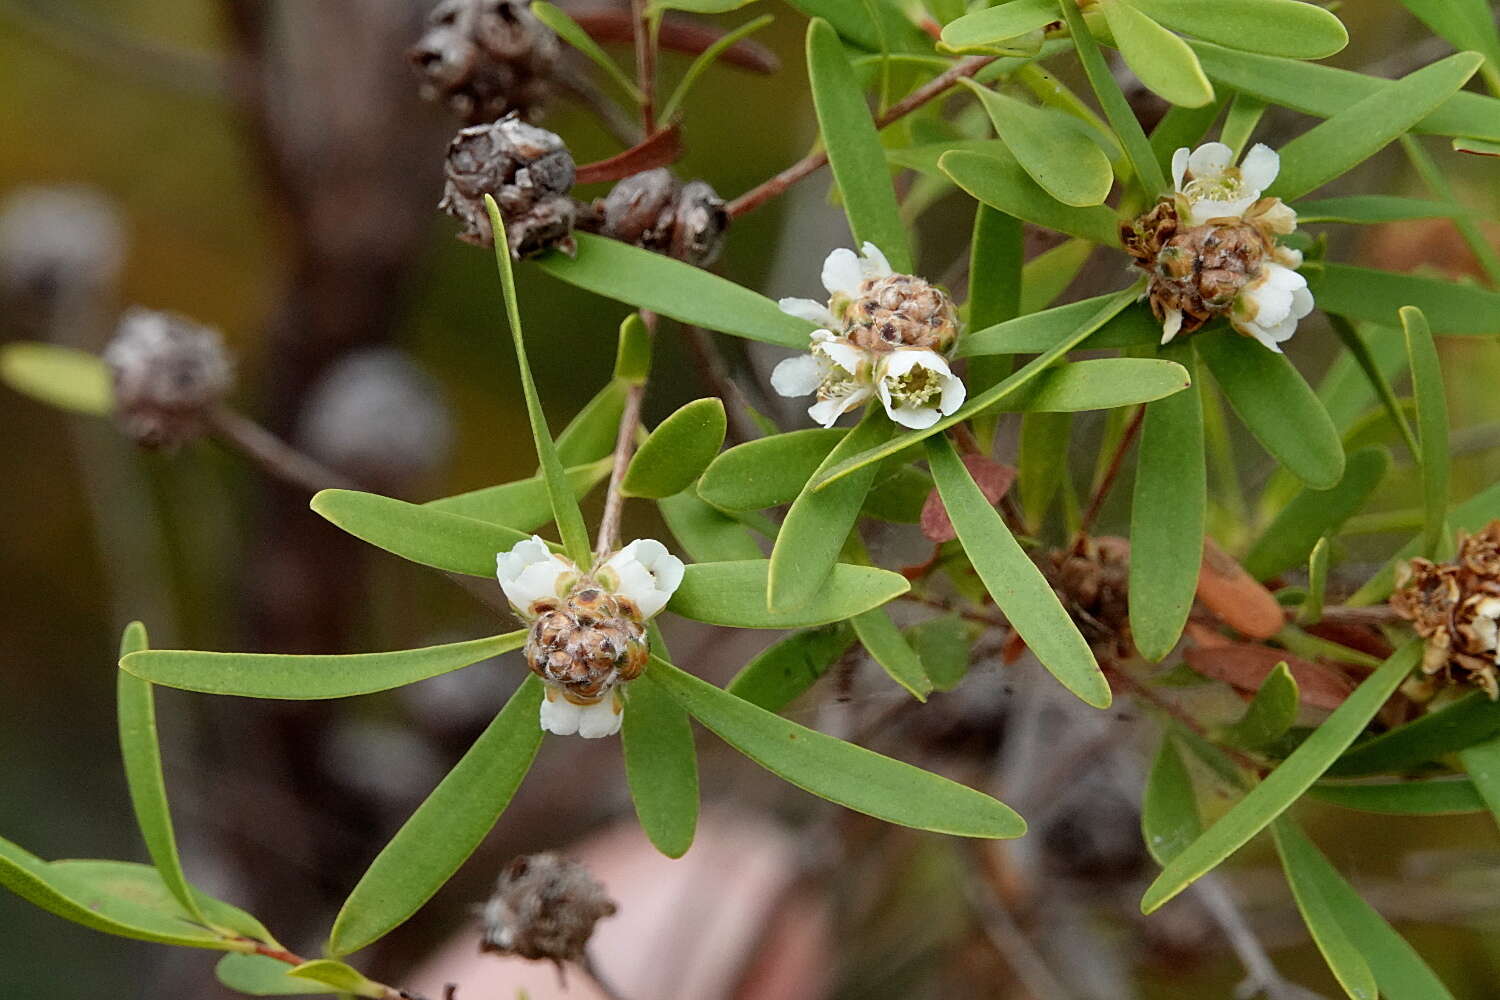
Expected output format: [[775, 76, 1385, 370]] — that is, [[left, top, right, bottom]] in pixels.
[[1391, 522, 1500, 699], [842, 273, 959, 354], [103, 307, 233, 449], [1123, 201, 1270, 337], [583, 168, 730, 268], [1049, 536, 1132, 656], [408, 0, 559, 124], [480, 853, 617, 964], [526, 582, 649, 704], [440, 115, 577, 257]]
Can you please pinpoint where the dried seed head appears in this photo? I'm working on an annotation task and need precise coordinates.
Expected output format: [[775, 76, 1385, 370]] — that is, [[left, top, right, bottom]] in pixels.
[[1391, 558, 1463, 639], [1049, 536, 1132, 655], [1392, 526, 1500, 700], [842, 273, 958, 353], [408, 0, 559, 124], [103, 307, 233, 449], [480, 853, 617, 964], [1125, 199, 1274, 335], [592, 169, 730, 268], [439, 115, 577, 257], [525, 583, 649, 702], [1459, 523, 1500, 584]]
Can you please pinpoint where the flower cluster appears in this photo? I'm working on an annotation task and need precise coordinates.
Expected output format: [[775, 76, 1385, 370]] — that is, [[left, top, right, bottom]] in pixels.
[[497, 536, 683, 737], [772, 244, 966, 429], [1391, 521, 1500, 699], [1123, 142, 1312, 353]]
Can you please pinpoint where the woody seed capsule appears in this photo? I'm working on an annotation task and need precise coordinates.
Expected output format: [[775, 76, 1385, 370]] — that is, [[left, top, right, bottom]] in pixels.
[[439, 115, 577, 257], [592, 168, 730, 268], [843, 273, 958, 354], [103, 307, 233, 449], [480, 853, 617, 964], [526, 585, 649, 703], [408, 0, 559, 124], [1392, 522, 1500, 699]]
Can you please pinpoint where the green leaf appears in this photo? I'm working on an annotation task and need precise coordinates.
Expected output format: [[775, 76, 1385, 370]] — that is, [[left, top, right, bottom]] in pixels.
[[657, 490, 763, 562], [1148, 99, 1226, 173], [806, 19, 912, 271], [1139, 639, 1421, 913], [784, 0, 930, 53], [1458, 735, 1500, 834], [989, 358, 1193, 412], [1220, 662, 1299, 750], [217, 954, 338, 996], [425, 460, 611, 529], [0, 342, 112, 415], [1401, 307, 1449, 559], [313, 489, 530, 577], [1243, 446, 1390, 580], [1269, 53, 1482, 201], [1346, 479, 1500, 606], [1102, 2, 1214, 108], [727, 626, 855, 712], [287, 961, 383, 996], [1300, 536, 1329, 625], [769, 411, 892, 613], [1307, 778, 1487, 815], [621, 669, 700, 858], [1331, 692, 1500, 777], [699, 428, 843, 511], [1196, 330, 1344, 490], [122, 633, 524, 700], [1017, 411, 1070, 528], [1396, 0, 1500, 70], [1272, 820, 1455, 1000], [851, 609, 933, 700], [940, 0, 1058, 51], [659, 14, 774, 121], [530, 2, 643, 103], [906, 615, 973, 691], [941, 148, 1123, 244], [116, 622, 205, 925], [1130, 346, 1205, 662], [958, 296, 1159, 356], [864, 464, 934, 522], [651, 657, 1026, 836], [962, 82, 1114, 207], [485, 197, 594, 568], [1293, 196, 1459, 225], [927, 435, 1110, 707], [1142, 733, 1202, 865], [670, 559, 909, 628], [328, 676, 544, 955], [556, 380, 627, 466], [1454, 136, 1500, 156], [1219, 91, 1267, 158], [652, 0, 757, 11], [1020, 237, 1094, 313], [623, 398, 727, 499], [1271, 820, 1378, 1000], [1131, 0, 1347, 58]]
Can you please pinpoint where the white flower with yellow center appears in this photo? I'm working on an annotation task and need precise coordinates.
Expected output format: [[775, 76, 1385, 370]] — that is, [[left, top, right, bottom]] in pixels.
[[770, 329, 876, 428], [1171, 142, 1281, 226], [874, 349, 966, 429]]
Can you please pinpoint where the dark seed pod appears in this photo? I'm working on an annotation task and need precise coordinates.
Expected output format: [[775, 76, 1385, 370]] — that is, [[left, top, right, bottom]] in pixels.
[[525, 584, 649, 702], [408, 0, 559, 124], [102, 307, 233, 449], [480, 853, 617, 964], [593, 168, 729, 268], [439, 115, 578, 257]]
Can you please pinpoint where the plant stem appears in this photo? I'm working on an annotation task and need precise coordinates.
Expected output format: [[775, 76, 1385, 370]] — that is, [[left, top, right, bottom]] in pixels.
[[595, 312, 655, 559], [206, 406, 356, 494], [240, 940, 425, 1000], [1075, 405, 1145, 540], [630, 0, 656, 131]]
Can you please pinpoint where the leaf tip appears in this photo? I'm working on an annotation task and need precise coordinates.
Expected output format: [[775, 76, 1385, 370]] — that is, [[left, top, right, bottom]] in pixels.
[[120, 621, 149, 657]]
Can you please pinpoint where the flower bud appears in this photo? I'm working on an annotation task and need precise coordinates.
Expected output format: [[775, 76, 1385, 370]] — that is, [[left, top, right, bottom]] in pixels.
[[843, 274, 958, 354], [480, 853, 617, 964], [525, 584, 649, 702], [439, 115, 577, 258], [103, 307, 233, 449], [593, 168, 729, 268], [408, 0, 558, 124]]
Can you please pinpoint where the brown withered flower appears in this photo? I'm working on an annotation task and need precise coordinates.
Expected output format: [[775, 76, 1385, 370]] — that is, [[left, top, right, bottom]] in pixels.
[[103, 307, 233, 449], [408, 0, 559, 124], [527, 585, 650, 701], [1458, 523, 1500, 585], [1049, 536, 1132, 655], [1392, 527, 1500, 699], [588, 168, 730, 268], [480, 853, 617, 965], [439, 115, 577, 257], [844, 273, 959, 354]]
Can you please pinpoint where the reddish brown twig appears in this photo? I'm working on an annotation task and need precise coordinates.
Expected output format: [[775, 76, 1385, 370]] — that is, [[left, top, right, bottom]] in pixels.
[[1075, 405, 1145, 541]]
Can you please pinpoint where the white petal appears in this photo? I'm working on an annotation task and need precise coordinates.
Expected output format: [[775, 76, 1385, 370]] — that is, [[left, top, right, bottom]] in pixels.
[[883, 400, 942, 429], [879, 348, 950, 380], [1160, 307, 1184, 345], [821, 248, 863, 297], [603, 538, 684, 619], [1290, 284, 1315, 320], [539, 687, 583, 735], [771, 353, 826, 398], [777, 297, 835, 326], [575, 696, 623, 739], [1274, 245, 1304, 269], [1187, 142, 1233, 180], [1171, 146, 1191, 191], [808, 386, 871, 428], [938, 371, 967, 415], [819, 338, 873, 375], [497, 536, 572, 616], [1256, 199, 1298, 236], [1187, 193, 1258, 225], [858, 242, 893, 279], [1239, 143, 1280, 190]]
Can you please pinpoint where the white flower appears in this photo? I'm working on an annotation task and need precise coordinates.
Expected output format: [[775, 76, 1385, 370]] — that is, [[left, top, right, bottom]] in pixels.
[[540, 685, 623, 738], [1171, 142, 1280, 226], [597, 538, 684, 619], [1230, 262, 1314, 353], [770, 329, 876, 428], [1160, 307, 1185, 346], [777, 241, 893, 328], [496, 535, 575, 618], [874, 349, 966, 430]]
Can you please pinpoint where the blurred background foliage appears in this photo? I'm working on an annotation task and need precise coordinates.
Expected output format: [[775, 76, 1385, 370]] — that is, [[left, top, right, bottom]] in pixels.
[[1, 0, 1498, 997]]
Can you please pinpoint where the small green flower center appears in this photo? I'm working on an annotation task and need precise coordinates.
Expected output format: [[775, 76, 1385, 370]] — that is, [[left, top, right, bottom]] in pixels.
[[1182, 171, 1246, 204], [888, 364, 943, 407]]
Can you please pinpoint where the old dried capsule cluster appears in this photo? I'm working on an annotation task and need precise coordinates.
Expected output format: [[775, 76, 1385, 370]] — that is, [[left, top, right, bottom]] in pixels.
[[440, 115, 578, 257], [586, 168, 730, 268], [527, 586, 650, 702], [409, 0, 559, 124], [480, 853, 617, 964], [1049, 536, 1133, 656], [1392, 522, 1500, 699], [102, 307, 233, 449]]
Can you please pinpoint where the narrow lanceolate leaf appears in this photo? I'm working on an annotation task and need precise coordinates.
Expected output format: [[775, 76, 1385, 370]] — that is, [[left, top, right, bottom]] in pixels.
[[287, 961, 384, 995], [1130, 348, 1205, 662], [1347, 480, 1500, 606], [985, 358, 1191, 413], [622, 670, 700, 858], [1307, 778, 1487, 816], [425, 460, 611, 529], [727, 625, 856, 712], [1401, 307, 1448, 560], [328, 676, 544, 956], [1293, 196, 1458, 225], [1458, 736, 1500, 835], [529, 2, 642, 103], [927, 435, 1110, 708], [657, 490, 763, 562], [1102, 2, 1214, 108], [1242, 446, 1390, 581], [1130, 0, 1347, 59], [1196, 330, 1344, 490], [907, 615, 974, 691], [1139, 640, 1422, 913], [1331, 692, 1500, 777], [0, 342, 112, 415], [1142, 733, 1202, 866], [958, 296, 1159, 357], [806, 19, 911, 271], [622, 398, 727, 499], [313, 490, 530, 577], [940, 0, 1059, 52], [651, 657, 1026, 837], [217, 954, 339, 996], [1269, 52, 1483, 201], [1396, 0, 1500, 71], [699, 428, 843, 511], [116, 623, 204, 925], [122, 633, 525, 700], [556, 379, 627, 465], [941, 148, 1123, 245], [769, 411, 891, 613], [1148, 99, 1226, 172], [851, 609, 933, 700], [670, 559, 909, 628], [1271, 821, 1378, 1000], [1272, 820, 1456, 1000], [1301, 536, 1329, 625], [659, 14, 775, 121], [962, 81, 1113, 207], [1219, 662, 1298, 750]]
